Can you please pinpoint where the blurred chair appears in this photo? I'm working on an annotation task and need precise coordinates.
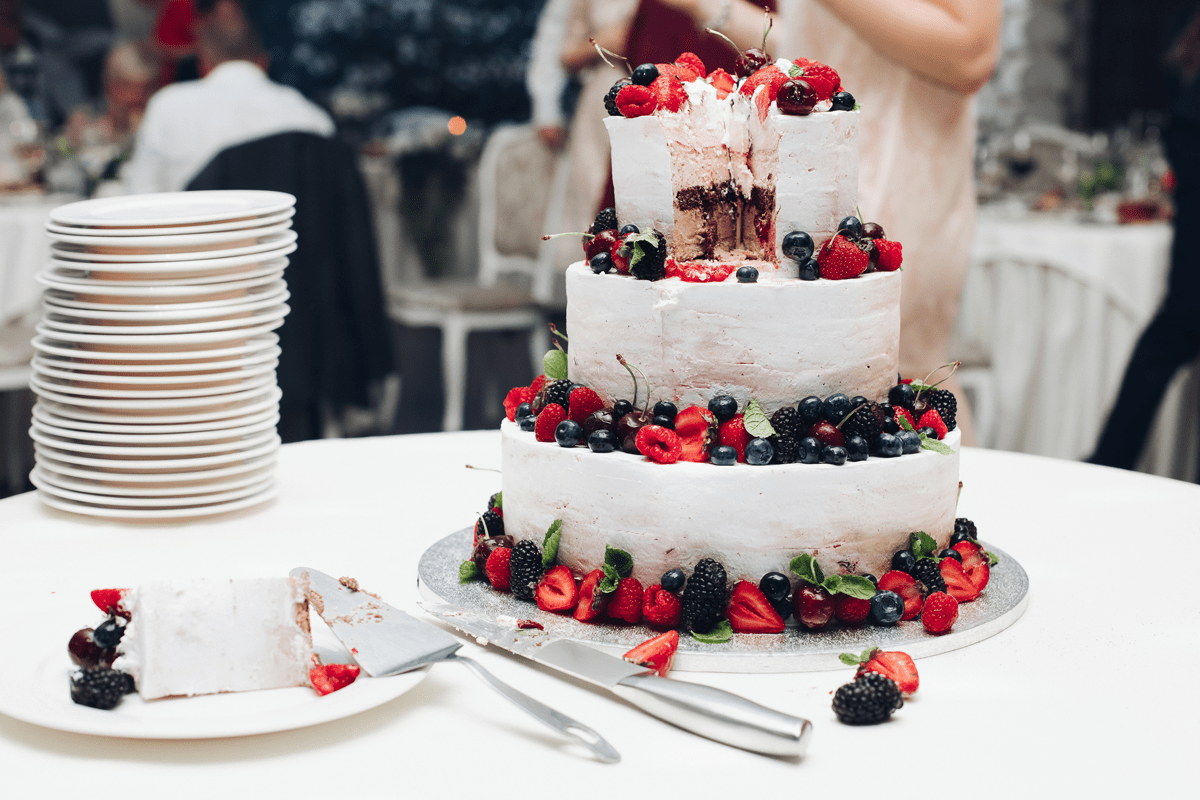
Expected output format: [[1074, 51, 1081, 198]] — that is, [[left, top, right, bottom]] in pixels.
[[0, 318, 34, 494], [386, 122, 565, 432], [187, 132, 397, 442]]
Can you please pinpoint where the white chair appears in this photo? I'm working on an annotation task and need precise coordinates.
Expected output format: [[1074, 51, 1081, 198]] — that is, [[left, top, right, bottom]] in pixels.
[[386, 123, 565, 431]]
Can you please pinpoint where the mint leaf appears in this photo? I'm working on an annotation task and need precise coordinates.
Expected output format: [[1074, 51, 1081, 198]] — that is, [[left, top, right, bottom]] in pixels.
[[823, 574, 843, 595], [743, 398, 776, 438], [838, 652, 862, 666], [543, 350, 568, 381], [831, 575, 876, 600], [598, 563, 620, 594], [604, 545, 634, 579], [789, 553, 824, 585], [623, 232, 658, 270], [920, 437, 954, 456], [541, 520, 562, 569], [491, 492, 502, 510], [897, 411, 915, 432], [852, 102, 862, 111], [910, 531, 938, 560], [787, 64, 803, 78], [459, 560, 482, 583], [987, 550, 1000, 566], [691, 620, 733, 644], [908, 382, 935, 394]]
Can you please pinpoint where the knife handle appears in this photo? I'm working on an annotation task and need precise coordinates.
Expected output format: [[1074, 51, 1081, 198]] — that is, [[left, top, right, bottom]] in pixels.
[[611, 673, 812, 757]]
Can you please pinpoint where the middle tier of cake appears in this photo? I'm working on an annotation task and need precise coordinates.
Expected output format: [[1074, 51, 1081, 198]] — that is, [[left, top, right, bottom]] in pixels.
[[565, 262, 900, 410]]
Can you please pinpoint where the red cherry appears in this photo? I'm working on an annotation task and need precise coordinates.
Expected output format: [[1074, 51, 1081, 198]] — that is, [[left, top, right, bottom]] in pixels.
[[585, 228, 618, 259], [735, 48, 772, 78], [808, 420, 846, 448], [793, 585, 834, 630], [777, 79, 816, 116]]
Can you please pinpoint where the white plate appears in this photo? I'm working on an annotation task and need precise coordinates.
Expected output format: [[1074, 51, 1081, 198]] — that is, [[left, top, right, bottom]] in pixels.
[[33, 334, 279, 363], [32, 451, 277, 483], [31, 426, 277, 456], [43, 280, 287, 311], [50, 231, 297, 263], [43, 258, 289, 287], [33, 402, 279, 434], [36, 386, 281, 424], [31, 411, 279, 444], [34, 435, 281, 470], [45, 207, 295, 237], [34, 315, 284, 345], [42, 301, 289, 333], [0, 602, 425, 739], [31, 372, 276, 403], [31, 471, 277, 507], [33, 346, 282, 375], [46, 220, 293, 250], [32, 358, 277, 386], [35, 484, 279, 520], [49, 190, 295, 228], [32, 464, 276, 497]]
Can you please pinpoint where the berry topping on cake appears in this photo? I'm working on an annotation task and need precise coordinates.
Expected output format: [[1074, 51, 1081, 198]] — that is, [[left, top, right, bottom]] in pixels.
[[661, 569, 686, 593], [874, 239, 903, 271], [777, 78, 817, 116], [868, 590, 904, 625], [782, 230, 815, 262], [626, 230, 667, 281], [921, 591, 959, 634], [474, 508, 505, 543], [952, 540, 992, 591], [840, 647, 919, 695], [642, 584, 683, 628], [736, 265, 759, 283], [554, 419, 583, 447], [952, 517, 978, 543], [682, 558, 728, 633], [472, 533, 514, 572], [707, 67, 735, 98], [735, 47, 772, 78], [574, 569, 608, 621], [70, 668, 132, 710], [607, 577, 645, 624], [615, 84, 657, 118], [484, 546, 513, 591], [673, 405, 717, 462], [534, 403, 567, 443], [745, 436, 774, 465], [817, 234, 869, 280], [623, 630, 680, 677], [788, 58, 840, 101], [927, 387, 958, 430], [768, 433, 798, 464], [939, 557, 980, 603], [636, 424, 683, 463], [509, 540, 545, 601], [917, 408, 948, 439], [536, 565, 579, 613], [665, 259, 736, 282], [631, 63, 660, 86], [69, 628, 116, 670], [604, 78, 631, 116], [591, 207, 618, 235], [93, 617, 125, 649], [841, 401, 886, 442], [793, 583, 834, 630], [726, 581, 785, 633], [504, 385, 535, 421], [567, 386, 603, 424], [830, 90, 855, 111], [650, 74, 689, 113], [877, 570, 923, 620], [738, 64, 789, 102], [910, 557, 947, 595], [832, 593, 873, 626], [833, 671, 903, 725], [309, 663, 361, 696], [806, 420, 845, 449], [674, 52, 706, 79], [90, 588, 130, 618]]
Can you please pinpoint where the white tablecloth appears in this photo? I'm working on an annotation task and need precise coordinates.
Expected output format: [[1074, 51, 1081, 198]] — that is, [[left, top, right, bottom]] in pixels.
[[954, 210, 1198, 481], [1, 432, 1197, 796], [0, 195, 60, 328]]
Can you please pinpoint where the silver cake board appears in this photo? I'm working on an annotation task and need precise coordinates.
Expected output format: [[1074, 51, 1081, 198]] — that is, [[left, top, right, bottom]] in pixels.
[[417, 528, 1029, 673]]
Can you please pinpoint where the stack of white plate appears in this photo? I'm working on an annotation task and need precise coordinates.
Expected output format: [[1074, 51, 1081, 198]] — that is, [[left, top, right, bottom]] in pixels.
[[29, 191, 296, 520]]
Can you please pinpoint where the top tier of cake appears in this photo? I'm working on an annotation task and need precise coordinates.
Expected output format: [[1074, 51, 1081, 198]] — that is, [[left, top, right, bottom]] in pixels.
[[605, 76, 858, 276]]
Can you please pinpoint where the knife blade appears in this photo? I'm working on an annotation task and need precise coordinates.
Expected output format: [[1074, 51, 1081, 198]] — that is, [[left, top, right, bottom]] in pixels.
[[291, 568, 620, 763], [420, 602, 813, 758]]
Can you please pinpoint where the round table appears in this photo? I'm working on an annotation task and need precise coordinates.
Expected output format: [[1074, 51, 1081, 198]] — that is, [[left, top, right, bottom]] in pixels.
[[1, 432, 1195, 796]]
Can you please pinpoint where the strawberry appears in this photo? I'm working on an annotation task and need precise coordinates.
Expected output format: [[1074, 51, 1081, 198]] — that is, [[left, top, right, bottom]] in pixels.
[[856, 648, 919, 695], [939, 557, 980, 603], [922, 591, 959, 634], [615, 84, 657, 118], [485, 546, 513, 590], [726, 581, 785, 633], [894, 406, 915, 431], [674, 52, 706, 79], [535, 565, 579, 613], [636, 424, 682, 464], [649, 74, 688, 113], [788, 59, 840, 101], [503, 385, 534, 421], [738, 64, 788, 102], [607, 577, 644, 624], [793, 584, 834, 630], [624, 630, 680, 677], [567, 387, 604, 424], [611, 234, 632, 274], [877, 570, 923, 620], [528, 374, 547, 398], [817, 234, 869, 280], [534, 402, 566, 442], [574, 569, 608, 622], [718, 414, 750, 462], [90, 588, 130, 618], [673, 405, 717, 462], [917, 408, 948, 439], [832, 593, 872, 626], [642, 584, 683, 629], [707, 68, 735, 99], [309, 662, 361, 696], [665, 258, 736, 283], [874, 239, 903, 271], [952, 541, 991, 592]]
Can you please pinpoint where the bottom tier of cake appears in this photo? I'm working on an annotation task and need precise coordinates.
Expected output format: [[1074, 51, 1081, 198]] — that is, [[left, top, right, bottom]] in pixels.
[[500, 420, 962, 585]]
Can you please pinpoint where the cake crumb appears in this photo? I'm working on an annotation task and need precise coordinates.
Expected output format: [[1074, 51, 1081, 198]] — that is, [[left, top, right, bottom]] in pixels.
[[339, 576, 360, 592]]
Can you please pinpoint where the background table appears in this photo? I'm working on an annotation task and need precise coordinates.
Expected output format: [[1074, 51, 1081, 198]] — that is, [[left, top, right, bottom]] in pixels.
[[1, 432, 1196, 796]]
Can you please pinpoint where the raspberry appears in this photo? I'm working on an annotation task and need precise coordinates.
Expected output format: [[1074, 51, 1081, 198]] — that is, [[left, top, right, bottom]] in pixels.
[[534, 403, 567, 442], [309, 663, 361, 696], [642, 584, 683, 628], [636, 424, 682, 463], [917, 408, 948, 439], [665, 259, 736, 282], [789, 60, 840, 101], [921, 591, 960, 634], [615, 84, 657, 117], [674, 52, 706, 79], [832, 593, 873, 626], [568, 386, 604, 424], [607, 577, 644, 624], [875, 239, 903, 271], [503, 386, 534, 422], [718, 414, 750, 462]]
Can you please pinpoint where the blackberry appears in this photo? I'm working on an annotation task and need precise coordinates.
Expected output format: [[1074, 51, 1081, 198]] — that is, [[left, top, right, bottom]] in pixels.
[[770, 406, 800, 439], [70, 668, 131, 710], [508, 540, 544, 601], [487, 492, 500, 510], [682, 558, 728, 633], [954, 517, 977, 542], [604, 78, 631, 117], [474, 508, 505, 541], [927, 387, 958, 430], [591, 207, 618, 235], [841, 402, 885, 441], [629, 230, 667, 281], [539, 379, 572, 413], [769, 434, 798, 464], [832, 672, 903, 725], [911, 558, 946, 595]]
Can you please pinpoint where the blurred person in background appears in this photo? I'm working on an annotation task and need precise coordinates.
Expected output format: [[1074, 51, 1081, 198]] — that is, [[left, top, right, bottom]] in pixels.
[[0, 63, 34, 186], [1090, 8, 1200, 480], [0, 0, 88, 130], [660, 0, 1001, 445], [124, 0, 333, 194]]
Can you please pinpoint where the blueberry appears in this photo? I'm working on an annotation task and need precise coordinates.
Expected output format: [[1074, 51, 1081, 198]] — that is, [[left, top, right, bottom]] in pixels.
[[918, 426, 937, 439], [888, 383, 915, 409], [93, 618, 124, 649], [515, 402, 533, 422], [555, 420, 583, 447], [619, 224, 640, 236], [781, 231, 814, 262], [746, 437, 774, 465], [838, 216, 863, 239], [796, 436, 821, 464], [844, 434, 869, 461], [613, 399, 634, 419], [797, 257, 820, 281], [708, 395, 738, 422], [891, 550, 917, 574], [869, 590, 904, 626], [519, 415, 536, 432], [587, 429, 618, 452], [822, 445, 847, 465], [882, 416, 900, 435], [861, 573, 878, 587], [949, 530, 974, 546], [769, 595, 792, 621], [652, 401, 677, 421], [758, 572, 791, 602], [830, 90, 855, 112], [940, 548, 963, 563], [589, 252, 613, 273], [822, 393, 852, 425], [898, 430, 921, 454], [736, 265, 759, 283], [873, 432, 902, 457], [797, 396, 823, 426], [849, 395, 869, 411], [570, 383, 586, 393], [652, 414, 675, 429], [661, 569, 686, 593], [710, 445, 738, 466], [631, 63, 659, 86]]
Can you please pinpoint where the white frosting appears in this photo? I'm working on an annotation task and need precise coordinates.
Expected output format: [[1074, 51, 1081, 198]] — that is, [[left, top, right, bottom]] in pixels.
[[501, 421, 960, 585], [114, 577, 312, 699], [565, 262, 899, 409]]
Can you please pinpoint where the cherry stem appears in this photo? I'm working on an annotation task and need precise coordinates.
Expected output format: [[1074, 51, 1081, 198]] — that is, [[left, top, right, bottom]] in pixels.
[[836, 402, 869, 431], [590, 38, 631, 74], [464, 464, 501, 472], [915, 361, 961, 400], [548, 323, 569, 342], [761, 9, 773, 52], [542, 232, 592, 241], [616, 354, 649, 414], [706, 28, 741, 54]]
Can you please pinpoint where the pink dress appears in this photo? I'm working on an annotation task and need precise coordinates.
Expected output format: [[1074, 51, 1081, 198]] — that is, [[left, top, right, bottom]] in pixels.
[[779, 1, 978, 376]]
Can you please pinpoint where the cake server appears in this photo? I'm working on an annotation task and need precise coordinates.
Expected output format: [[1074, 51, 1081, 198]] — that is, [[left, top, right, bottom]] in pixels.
[[291, 568, 620, 763], [419, 601, 812, 757]]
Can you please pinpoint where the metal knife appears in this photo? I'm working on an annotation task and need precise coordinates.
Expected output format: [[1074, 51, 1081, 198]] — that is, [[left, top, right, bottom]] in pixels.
[[420, 602, 813, 757], [291, 568, 620, 763]]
